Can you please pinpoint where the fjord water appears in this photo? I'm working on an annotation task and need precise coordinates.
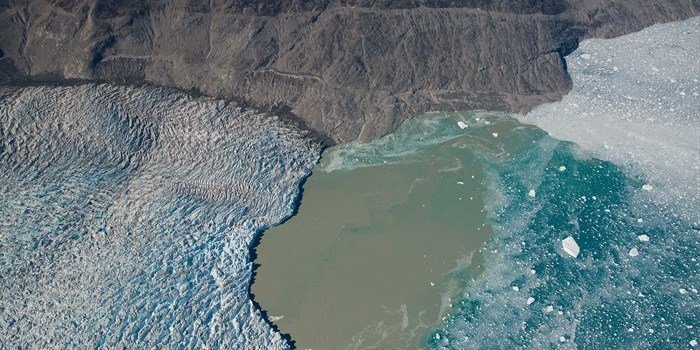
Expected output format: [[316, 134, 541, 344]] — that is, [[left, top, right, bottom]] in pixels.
[[255, 109, 698, 350], [253, 113, 544, 349]]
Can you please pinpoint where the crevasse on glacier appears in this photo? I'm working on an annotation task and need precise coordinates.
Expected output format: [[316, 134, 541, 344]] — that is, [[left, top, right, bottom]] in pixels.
[[0, 84, 320, 349]]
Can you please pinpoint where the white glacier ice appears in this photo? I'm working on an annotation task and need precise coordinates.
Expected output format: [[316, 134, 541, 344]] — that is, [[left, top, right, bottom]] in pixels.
[[0, 84, 320, 349]]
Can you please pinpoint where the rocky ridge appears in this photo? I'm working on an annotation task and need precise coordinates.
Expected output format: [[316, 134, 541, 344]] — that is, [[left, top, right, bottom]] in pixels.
[[0, 0, 697, 143]]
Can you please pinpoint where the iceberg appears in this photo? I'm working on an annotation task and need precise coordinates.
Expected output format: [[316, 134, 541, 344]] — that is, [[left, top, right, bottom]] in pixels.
[[562, 236, 580, 258]]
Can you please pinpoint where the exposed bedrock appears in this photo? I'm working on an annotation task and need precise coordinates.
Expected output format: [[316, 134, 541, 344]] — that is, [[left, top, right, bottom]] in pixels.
[[0, 0, 697, 143]]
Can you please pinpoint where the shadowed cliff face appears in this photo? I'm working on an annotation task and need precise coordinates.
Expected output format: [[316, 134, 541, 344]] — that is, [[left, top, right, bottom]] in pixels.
[[0, 0, 696, 143]]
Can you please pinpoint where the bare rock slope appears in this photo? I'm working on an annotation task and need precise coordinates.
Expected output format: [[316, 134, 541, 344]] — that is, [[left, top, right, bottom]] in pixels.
[[0, 0, 697, 143]]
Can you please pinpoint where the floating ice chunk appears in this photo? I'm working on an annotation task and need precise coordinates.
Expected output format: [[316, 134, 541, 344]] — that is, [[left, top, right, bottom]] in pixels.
[[457, 181, 464, 185], [530, 269, 536, 275], [512, 286, 519, 292], [642, 184, 653, 191], [528, 189, 536, 198], [559, 336, 566, 342], [690, 339, 697, 347], [545, 305, 554, 313], [492, 132, 499, 138], [527, 297, 535, 305], [629, 248, 639, 257], [430, 282, 435, 287], [562, 236, 580, 258], [638, 234, 650, 242], [679, 288, 687, 294], [558, 166, 566, 172], [580, 53, 592, 60], [457, 121, 468, 129]]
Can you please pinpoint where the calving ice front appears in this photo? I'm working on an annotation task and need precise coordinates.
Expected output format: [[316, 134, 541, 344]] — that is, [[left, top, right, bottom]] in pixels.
[[0, 85, 320, 349]]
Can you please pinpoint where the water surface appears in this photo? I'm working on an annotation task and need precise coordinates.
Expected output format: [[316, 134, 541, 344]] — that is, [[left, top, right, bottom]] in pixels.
[[253, 113, 535, 349]]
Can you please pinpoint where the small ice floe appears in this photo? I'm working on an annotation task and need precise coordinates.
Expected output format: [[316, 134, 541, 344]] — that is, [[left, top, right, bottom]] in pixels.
[[528, 189, 536, 198], [629, 248, 639, 257], [690, 339, 697, 347], [642, 184, 653, 191], [559, 336, 566, 343], [512, 286, 520, 292], [562, 236, 580, 258], [530, 269, 536, 275], [492, 132, 499, 138], [679, 288, 687, 294], [457, 121, 468, 129], [558, 166, 566, 172], [527, 297, 535, 305], [638, 234, 650, 242], [580, 53, 592, 60], [430, 282, 435, 287], [457, 181, 464, 185], [545, 305, 554, 313]]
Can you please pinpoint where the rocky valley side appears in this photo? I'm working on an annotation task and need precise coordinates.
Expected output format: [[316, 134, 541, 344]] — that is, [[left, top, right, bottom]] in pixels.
[[0, 0, 696, 143]]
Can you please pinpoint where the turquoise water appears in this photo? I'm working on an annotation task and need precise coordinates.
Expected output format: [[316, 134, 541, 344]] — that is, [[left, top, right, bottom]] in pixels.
[[426, 119, 699, 349]]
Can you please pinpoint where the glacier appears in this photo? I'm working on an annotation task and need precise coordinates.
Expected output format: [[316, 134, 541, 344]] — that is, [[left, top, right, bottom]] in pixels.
[[0, 84, 320, 349]]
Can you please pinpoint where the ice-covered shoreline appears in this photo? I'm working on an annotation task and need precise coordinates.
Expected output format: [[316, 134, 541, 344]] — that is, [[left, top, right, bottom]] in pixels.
[[520, 16, 700, 221], [0, 84, 320, 348]]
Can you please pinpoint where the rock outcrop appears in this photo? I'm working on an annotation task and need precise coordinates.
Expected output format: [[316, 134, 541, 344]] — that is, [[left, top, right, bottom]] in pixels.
[[0, 0, 696, 143]]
